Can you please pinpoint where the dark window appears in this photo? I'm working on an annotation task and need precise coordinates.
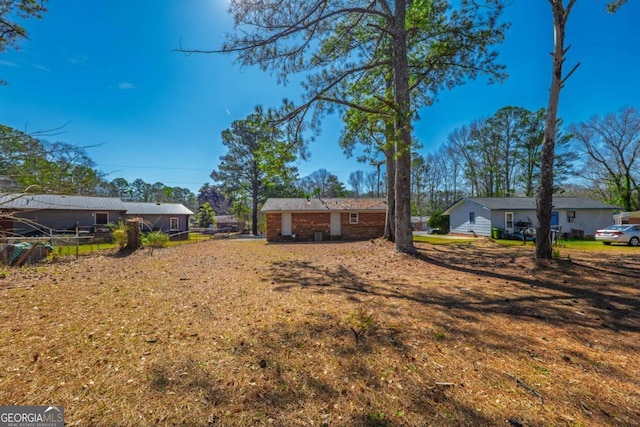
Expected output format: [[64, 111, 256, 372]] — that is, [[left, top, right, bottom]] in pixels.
[[170, 217, 179, 230], [95, 212, 108, 225], [469, 212, 475, 224], [567, 210, 576, 222], [349, 212, 359, 224]]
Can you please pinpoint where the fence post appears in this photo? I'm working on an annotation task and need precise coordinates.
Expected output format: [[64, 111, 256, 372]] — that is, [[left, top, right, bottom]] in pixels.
[[75, 223, 80, 259]]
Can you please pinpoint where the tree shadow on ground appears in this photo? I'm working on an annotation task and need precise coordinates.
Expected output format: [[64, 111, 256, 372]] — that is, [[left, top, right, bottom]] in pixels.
[[207, 308, 500, 426], [259, 242, 640, 425], [265, 246, 640, 334], [410, 245, 640, 333]]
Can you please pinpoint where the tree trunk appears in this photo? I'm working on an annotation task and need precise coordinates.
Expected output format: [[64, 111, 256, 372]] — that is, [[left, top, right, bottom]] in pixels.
[[392, 0, 414, 253], [252, 182, 259, 236], [384, 147, 396, 242], [125, 219, 142, 251], [623, 172, 633, 211], [384, 62, 396, 242], [536, 0, 575, 259]]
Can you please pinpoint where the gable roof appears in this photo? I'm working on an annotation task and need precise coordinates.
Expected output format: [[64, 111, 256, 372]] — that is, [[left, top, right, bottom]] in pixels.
[[0, 193, 127, 211], [213, 215, 243, 223], [443, 197, 620, 214], [0, 194, 193, 215], [122, 202, 194, 216], [261, 198, 387, 212]]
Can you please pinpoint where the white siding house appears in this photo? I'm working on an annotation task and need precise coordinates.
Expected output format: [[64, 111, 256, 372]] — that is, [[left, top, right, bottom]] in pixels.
[[446, 199, 492, 236], [443, 197, 620, 238]]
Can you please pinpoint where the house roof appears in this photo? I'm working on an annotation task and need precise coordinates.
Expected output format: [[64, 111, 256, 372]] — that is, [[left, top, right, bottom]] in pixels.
[[411, 216, 430, 223], [615, 211, 640, 219], [213, 215, 243, 223], [0, 193, 127, 211], [122, 202, 194, 216], [443, 197, 620, 215], [261, 198, 387, 212], [0, 194, 193, 215]]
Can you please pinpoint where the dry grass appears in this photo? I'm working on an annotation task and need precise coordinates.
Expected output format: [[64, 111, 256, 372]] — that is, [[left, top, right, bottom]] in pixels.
[[1, 238, 639, 426]]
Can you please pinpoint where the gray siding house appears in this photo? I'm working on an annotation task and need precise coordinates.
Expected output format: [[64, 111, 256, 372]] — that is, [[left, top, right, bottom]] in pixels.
[[0, 194, 193, 237], [123, 202, 193, 233], [443, 197, 620, 238], [0, 194, 128, 235]]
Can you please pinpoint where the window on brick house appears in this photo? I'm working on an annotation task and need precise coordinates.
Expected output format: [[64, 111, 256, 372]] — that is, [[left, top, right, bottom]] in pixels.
[[349, 212, 359, 224]]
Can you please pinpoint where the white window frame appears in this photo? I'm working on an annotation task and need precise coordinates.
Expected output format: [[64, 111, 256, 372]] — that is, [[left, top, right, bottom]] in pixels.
[[349, 212, 359, 224], [170, 217, 179, 231], [95, 212, 109, 225], [505, 212, 514, 233], [567, 210, 576, 222]]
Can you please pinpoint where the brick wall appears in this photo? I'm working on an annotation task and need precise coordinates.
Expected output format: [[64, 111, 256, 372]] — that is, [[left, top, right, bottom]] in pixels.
[[292, 212, 331, 241], [265, 213, 282, 241], [341, 212, 385, 240], [265, 211, 385, 242]]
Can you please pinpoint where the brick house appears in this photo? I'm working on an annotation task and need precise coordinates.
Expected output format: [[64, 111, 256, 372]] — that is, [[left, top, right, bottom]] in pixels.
[[261, 198, 387, 242]]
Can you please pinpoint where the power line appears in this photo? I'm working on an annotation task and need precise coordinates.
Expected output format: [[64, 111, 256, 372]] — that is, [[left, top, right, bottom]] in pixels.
[[99, 164, 211, 171]]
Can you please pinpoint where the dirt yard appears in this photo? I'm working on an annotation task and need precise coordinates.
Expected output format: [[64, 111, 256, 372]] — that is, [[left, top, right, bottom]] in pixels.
[[1, 238, 639, 426]]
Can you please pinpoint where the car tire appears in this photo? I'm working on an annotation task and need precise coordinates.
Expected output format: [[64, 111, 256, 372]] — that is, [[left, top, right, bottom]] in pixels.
[[630, 237, 639, 247]]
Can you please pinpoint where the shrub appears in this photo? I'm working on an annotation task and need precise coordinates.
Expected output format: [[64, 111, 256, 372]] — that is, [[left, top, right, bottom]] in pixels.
[[345, 306, 379, 345], [145, 231, 169, 248], [111, 222, 128, 250], [428, 210, 449, 233]]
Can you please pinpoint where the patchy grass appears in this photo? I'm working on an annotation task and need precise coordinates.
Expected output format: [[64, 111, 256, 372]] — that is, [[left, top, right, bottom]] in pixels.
[[412, 235, 476, 245], [1, 239, 639, 426], [53, 242, 118, 258], [495, 237, 640, 252], [49, 233, 217, 259]]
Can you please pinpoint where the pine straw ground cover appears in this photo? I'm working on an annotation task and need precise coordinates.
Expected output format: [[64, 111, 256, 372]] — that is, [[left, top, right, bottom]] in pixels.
[[0, 238, 639, 426]]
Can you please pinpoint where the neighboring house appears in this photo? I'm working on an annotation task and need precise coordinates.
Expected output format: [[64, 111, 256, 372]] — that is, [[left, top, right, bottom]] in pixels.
[[443, 197, 620, 239], [411, 216, 430, 231], [614, 211, 640, 225], [123, 202, 194, 234], [0, 194, 127, 236], [261, 198, 387, 242], [212, 215, 246, 232], [0, 194, 193, 237]]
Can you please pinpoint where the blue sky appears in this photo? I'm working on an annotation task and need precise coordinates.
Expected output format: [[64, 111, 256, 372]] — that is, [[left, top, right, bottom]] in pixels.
[[1, 1, 639, 194]]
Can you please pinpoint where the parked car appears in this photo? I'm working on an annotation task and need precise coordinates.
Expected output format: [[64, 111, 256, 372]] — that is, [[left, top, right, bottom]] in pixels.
[[215, 225, 239, 233], [594, 224, 640, 246]]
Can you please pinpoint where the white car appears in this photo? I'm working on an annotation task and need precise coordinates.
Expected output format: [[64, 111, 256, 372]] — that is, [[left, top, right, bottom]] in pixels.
[[595, 225, 640, 246]]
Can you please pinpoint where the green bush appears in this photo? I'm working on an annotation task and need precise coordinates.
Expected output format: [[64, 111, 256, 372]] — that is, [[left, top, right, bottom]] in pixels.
[[428, 210, 449, 233], [111, 222, 128, 249], [144, 231, 169, 248]]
